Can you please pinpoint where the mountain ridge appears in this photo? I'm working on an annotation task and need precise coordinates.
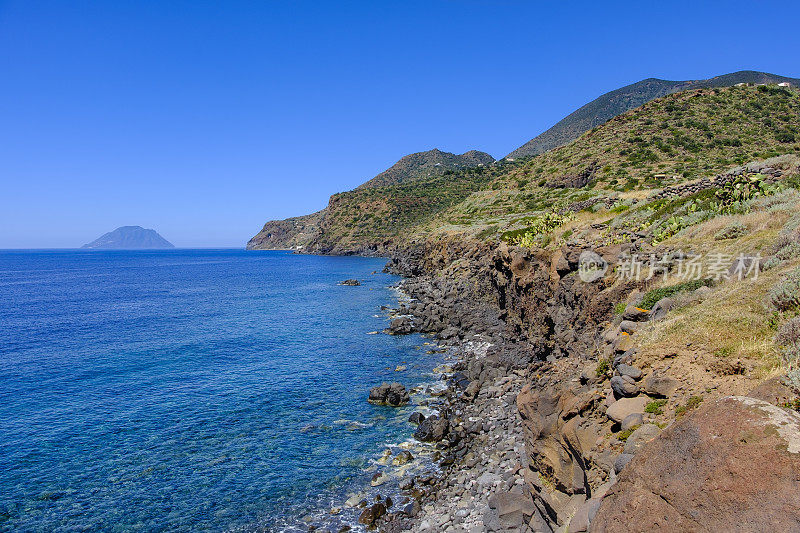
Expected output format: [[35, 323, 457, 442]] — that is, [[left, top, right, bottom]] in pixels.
[[248, 71, 800, 253]]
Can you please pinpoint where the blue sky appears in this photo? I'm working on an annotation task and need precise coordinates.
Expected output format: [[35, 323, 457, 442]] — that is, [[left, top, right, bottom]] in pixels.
[[1, 1, 798, 248]]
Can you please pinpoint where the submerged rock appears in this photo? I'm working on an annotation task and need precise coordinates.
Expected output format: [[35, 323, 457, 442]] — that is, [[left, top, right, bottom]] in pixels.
[[392, 450, 414, 466], [339, 279, 360, 286], [358, 502, 386, 526], [408, 412, 425, 425]]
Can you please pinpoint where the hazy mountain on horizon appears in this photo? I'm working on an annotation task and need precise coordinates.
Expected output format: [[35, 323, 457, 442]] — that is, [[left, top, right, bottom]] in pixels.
[[82, 226, 175, 249], [506, 70, 800, 159]]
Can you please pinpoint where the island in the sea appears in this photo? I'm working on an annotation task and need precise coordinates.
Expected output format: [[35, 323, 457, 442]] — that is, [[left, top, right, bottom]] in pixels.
[[82, 226, 175, 249]]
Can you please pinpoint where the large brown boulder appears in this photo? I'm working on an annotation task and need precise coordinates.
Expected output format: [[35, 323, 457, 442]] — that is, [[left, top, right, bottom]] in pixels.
[[590, 396, 800, 532]]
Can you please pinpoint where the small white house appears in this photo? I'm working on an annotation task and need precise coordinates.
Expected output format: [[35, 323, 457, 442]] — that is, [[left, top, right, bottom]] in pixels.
[[778, 82, 791, 87]]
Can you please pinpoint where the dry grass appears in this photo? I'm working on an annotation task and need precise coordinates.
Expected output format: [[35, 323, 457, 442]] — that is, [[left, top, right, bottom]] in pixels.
[[636, 266, 785, 377], [667, 198, 796, 256]]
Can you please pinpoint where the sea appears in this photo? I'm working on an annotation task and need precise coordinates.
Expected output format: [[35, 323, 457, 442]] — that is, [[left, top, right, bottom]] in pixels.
[[0, 249, 445, 531]]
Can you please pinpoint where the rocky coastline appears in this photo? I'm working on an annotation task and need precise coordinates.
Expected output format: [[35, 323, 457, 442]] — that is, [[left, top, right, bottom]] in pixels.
[[335, 231, 800, 532], [361, 238, 617, 532]]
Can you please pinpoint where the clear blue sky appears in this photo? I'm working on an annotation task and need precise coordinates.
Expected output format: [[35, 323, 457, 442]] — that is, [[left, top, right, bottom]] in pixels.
[[1, 1, 798, 248]]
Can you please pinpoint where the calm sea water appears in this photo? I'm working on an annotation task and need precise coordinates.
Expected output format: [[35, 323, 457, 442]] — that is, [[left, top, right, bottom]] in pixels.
[[0, 250, 440, 531]]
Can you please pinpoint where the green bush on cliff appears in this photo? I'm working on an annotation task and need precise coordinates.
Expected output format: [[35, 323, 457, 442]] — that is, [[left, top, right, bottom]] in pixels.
[[675, 395, 703, 417], [776, 318, 800, 392], [596, 358, 610, 377], [640, 278, 714, 310], [769, 267, 800, 312], [617, 425, 641, 441], [645, 399, 668, 415]]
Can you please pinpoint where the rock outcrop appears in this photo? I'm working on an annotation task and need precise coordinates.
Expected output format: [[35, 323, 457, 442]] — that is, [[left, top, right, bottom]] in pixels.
[[591, 396, 800, 532]]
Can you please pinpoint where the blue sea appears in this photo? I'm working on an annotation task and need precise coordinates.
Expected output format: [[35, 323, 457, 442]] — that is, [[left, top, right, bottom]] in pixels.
[[0, 250, 442, 531]]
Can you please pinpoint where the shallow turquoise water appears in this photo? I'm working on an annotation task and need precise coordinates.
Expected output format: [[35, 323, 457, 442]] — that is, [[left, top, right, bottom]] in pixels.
[[0, 250, 438, 531]]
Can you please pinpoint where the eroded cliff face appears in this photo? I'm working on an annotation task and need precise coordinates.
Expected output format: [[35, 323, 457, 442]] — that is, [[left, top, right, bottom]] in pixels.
[[387, 237, 635, 366]]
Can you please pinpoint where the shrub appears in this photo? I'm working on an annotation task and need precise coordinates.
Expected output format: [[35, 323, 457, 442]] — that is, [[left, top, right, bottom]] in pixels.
[[776, 318, 800, 391], [618, 425, 641, 441], [714, 221, 747, 240], [715, 173, 771, 213], [786, 174, 800, 190], [675, 395, 703, 417], [596, 358, 610, 377], [476, 225, 498, 241], [640, 278, 714, 310], [778, 241, 800, 260], [504, 211, 574, 247], [614, 302, 627, 315], [645, 399, 668, 415], [776, 318, 800, 360], [769, 267, 800, 312]]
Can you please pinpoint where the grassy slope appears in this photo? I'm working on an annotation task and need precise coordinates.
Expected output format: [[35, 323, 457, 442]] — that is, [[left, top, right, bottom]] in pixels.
[[513, 85, 800, 188]]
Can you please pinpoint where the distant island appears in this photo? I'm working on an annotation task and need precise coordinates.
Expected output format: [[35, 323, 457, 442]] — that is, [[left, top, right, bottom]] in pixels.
[[82, 226, 174, 249]]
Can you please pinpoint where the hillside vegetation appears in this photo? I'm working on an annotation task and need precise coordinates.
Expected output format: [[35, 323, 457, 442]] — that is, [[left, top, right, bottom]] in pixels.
[[428, 85, 800, 235], [247, 148, 496, 251], [249, 83, 800, 254]]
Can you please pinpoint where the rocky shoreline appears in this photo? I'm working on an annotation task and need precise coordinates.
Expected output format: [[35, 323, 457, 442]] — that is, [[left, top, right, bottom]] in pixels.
[[336, 230, 800, 533], [354, 242, 560, 532], [361, 287, 532, 533]]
